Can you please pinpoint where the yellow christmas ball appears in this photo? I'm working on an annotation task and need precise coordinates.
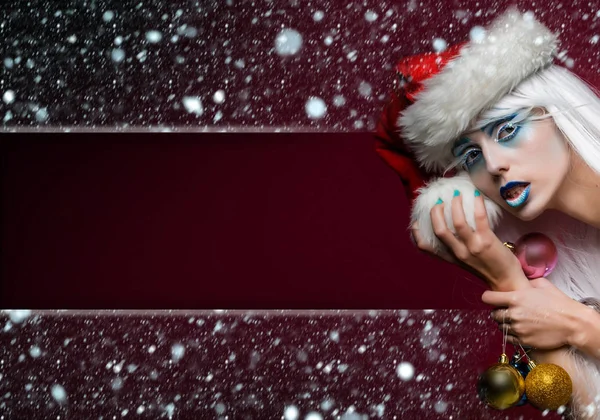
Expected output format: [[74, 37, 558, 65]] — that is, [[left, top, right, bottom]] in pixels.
[[477, 354, 525, 410], [525, 362, 572, 410]]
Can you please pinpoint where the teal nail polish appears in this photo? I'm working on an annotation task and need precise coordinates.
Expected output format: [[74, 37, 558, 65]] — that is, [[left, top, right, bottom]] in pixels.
[[436, 198, 443, 205], [474, 190, 481, 197], [453, 190, 460, 197]]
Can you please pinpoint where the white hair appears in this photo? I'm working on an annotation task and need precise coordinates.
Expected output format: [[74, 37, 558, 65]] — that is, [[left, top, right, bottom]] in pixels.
[[478, 65, 600, 175], [477, 65, 600, 418]]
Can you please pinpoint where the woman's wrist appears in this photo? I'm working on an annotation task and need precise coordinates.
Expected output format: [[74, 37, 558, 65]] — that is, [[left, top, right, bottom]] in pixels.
[[567, 300, 600, 349], [487, 270, 531, 292]]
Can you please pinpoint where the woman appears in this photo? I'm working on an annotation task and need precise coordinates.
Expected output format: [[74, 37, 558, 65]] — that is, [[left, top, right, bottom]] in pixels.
[[375, 8, 600, 418]]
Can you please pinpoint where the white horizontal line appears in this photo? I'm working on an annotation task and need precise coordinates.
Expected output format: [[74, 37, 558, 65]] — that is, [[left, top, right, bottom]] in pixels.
[[0, 309, 468, 316], [0, 126, 359, 133]]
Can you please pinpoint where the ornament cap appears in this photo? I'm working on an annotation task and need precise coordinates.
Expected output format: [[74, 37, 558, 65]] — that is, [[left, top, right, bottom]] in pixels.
[[528, 360, 537, 370], [499, 353, 509, 364]]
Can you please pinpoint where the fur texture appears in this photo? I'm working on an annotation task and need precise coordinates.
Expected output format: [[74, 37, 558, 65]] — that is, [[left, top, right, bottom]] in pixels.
[[398, 9, 558, 173], [410, 173, 503, 253]]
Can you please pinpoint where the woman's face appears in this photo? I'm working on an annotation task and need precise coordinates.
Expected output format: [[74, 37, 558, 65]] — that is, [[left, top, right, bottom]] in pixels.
[[452, 110, 571, 221]]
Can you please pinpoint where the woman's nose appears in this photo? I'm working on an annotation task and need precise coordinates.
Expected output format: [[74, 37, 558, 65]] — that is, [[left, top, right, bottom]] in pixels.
[[483, 146, 509, 176]]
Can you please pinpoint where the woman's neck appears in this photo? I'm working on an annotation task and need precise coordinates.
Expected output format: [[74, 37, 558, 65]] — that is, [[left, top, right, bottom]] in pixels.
[[552, 153, 600, 229]]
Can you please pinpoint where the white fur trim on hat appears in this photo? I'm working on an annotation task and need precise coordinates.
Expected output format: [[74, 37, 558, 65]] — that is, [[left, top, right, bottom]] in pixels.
[[411, 173, 503, 253], [399, 8, 558, 173]]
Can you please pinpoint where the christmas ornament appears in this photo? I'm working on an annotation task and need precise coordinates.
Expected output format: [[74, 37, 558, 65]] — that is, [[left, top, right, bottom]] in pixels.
[[477, 353, 526, 409], [477, 314, 573, 412], [478, 319, 525, 410], [524, 360, 572, 410], [510, 350, 531, 406], [503, 232, 558, 279]]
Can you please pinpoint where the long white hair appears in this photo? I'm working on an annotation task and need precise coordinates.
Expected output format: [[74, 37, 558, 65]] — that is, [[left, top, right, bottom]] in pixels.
[[478, 65, 600, 418]]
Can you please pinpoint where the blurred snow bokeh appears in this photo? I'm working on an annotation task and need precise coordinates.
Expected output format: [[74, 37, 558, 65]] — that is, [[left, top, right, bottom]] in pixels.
[[1, 1, 598, 130], [0, 309, 555, 419]]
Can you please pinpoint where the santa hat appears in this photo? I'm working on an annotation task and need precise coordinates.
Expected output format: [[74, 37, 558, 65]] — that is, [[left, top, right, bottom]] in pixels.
[[375, 8, 558, 252]]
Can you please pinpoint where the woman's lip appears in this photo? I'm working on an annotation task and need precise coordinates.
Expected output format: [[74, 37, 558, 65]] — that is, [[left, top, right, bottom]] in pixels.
[[505, 185, 531, 208], [500, 181, 530, 199]]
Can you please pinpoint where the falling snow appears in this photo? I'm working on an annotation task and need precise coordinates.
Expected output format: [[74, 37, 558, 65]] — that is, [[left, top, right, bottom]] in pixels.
[[111, 48, 126, 63], [102, 11, 115, 22], [28, 345, 42, 358], [364, 11, 378, 22], [50, 384, 67, 404], [145, 30, 163, 43], [3, 90, 15, 104], [0, 1, 595, 130], [284, 405, 300, 420], [396, 361, 415, 381], [305, 97, 327, 119], [432, 37, 448, 53], [171, 343, 185, 363], [469, 26, 486, 43], [305, 412, 324, 420], [213, 90, 226, 104], [275, 29, 303, 56], [182, 96, 204, 116], [0, 309, 554, 418], [35, 107, 49, 122], [6, 310, 32, 324]]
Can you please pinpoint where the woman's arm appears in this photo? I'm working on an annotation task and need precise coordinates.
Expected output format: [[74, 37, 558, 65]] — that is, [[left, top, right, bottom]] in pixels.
[[554, 305, 600, 414], [484, 281, 600, 359], [569, 303, 600, 360], [411, 192, 600, 416]]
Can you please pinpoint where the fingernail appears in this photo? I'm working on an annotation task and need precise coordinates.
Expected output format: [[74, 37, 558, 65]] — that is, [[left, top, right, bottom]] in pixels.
[[436, 198, 443, 205], [453, 190, 460, 197], [474, 190, 481, 197]]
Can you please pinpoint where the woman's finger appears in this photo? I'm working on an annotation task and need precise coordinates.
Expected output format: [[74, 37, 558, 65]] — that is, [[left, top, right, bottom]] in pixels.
[[429, 203, 469, 259], [410, 224, 431, 252], [482, 290, 516, 307], [497, 323, 513, 334], [490, 308, 511, 324], [505, 334, 524, 346], [412, 224, 459, 264], [411, 222, 463, 265], [450, 191, 474, 240], [473, 190, 491, 233]]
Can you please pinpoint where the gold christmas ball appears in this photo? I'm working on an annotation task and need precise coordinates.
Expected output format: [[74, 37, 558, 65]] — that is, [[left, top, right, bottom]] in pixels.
[[525, 362, 572, 410], [477, 361, 525, 410]]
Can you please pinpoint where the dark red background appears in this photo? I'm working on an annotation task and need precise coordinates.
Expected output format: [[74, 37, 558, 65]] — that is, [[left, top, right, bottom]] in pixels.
[[1, 133, 488, 309]]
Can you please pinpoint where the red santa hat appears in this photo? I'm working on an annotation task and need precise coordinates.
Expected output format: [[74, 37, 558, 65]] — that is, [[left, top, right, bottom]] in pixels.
[[375, 8, 558, 252]]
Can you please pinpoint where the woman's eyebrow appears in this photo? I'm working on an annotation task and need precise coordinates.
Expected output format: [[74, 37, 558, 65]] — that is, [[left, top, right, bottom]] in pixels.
[[481, 114, 517, 136], [453, 113, 519, 155], [451, 138, 473, 156]]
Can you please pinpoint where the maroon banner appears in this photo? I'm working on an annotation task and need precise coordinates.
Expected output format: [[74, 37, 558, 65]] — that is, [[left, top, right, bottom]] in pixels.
[[1, 132, 489, 309]]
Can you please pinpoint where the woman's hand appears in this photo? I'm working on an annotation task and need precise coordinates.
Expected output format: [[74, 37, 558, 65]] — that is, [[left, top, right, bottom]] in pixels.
[[411, 190, 530, 291], [483, 277, 585, 350]]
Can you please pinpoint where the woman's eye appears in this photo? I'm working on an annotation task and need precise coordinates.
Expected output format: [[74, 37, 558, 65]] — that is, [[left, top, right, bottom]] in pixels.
[[462, 149, 482, 170], [497, 123, 519, 141]]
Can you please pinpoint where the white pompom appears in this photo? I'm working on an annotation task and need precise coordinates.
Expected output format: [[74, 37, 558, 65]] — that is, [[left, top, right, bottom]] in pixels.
[[410, 173, 503, 253]]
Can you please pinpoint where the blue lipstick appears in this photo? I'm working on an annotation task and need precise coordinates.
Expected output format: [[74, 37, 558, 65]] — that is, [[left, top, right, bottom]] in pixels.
[[500, 181, 531, 208]]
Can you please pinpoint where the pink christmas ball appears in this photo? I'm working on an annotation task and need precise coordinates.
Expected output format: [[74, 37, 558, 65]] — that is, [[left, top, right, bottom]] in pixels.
[[514, 233, 558, 279]]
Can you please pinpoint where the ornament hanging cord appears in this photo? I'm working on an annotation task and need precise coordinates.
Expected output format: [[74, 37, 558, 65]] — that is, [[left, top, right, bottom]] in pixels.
[[516, 341, 533, 363], [502, 310, 508, 355]]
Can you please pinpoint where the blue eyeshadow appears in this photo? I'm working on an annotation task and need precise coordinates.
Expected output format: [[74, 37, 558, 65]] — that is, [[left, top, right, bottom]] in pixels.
[[452, 138, 473, 156]]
